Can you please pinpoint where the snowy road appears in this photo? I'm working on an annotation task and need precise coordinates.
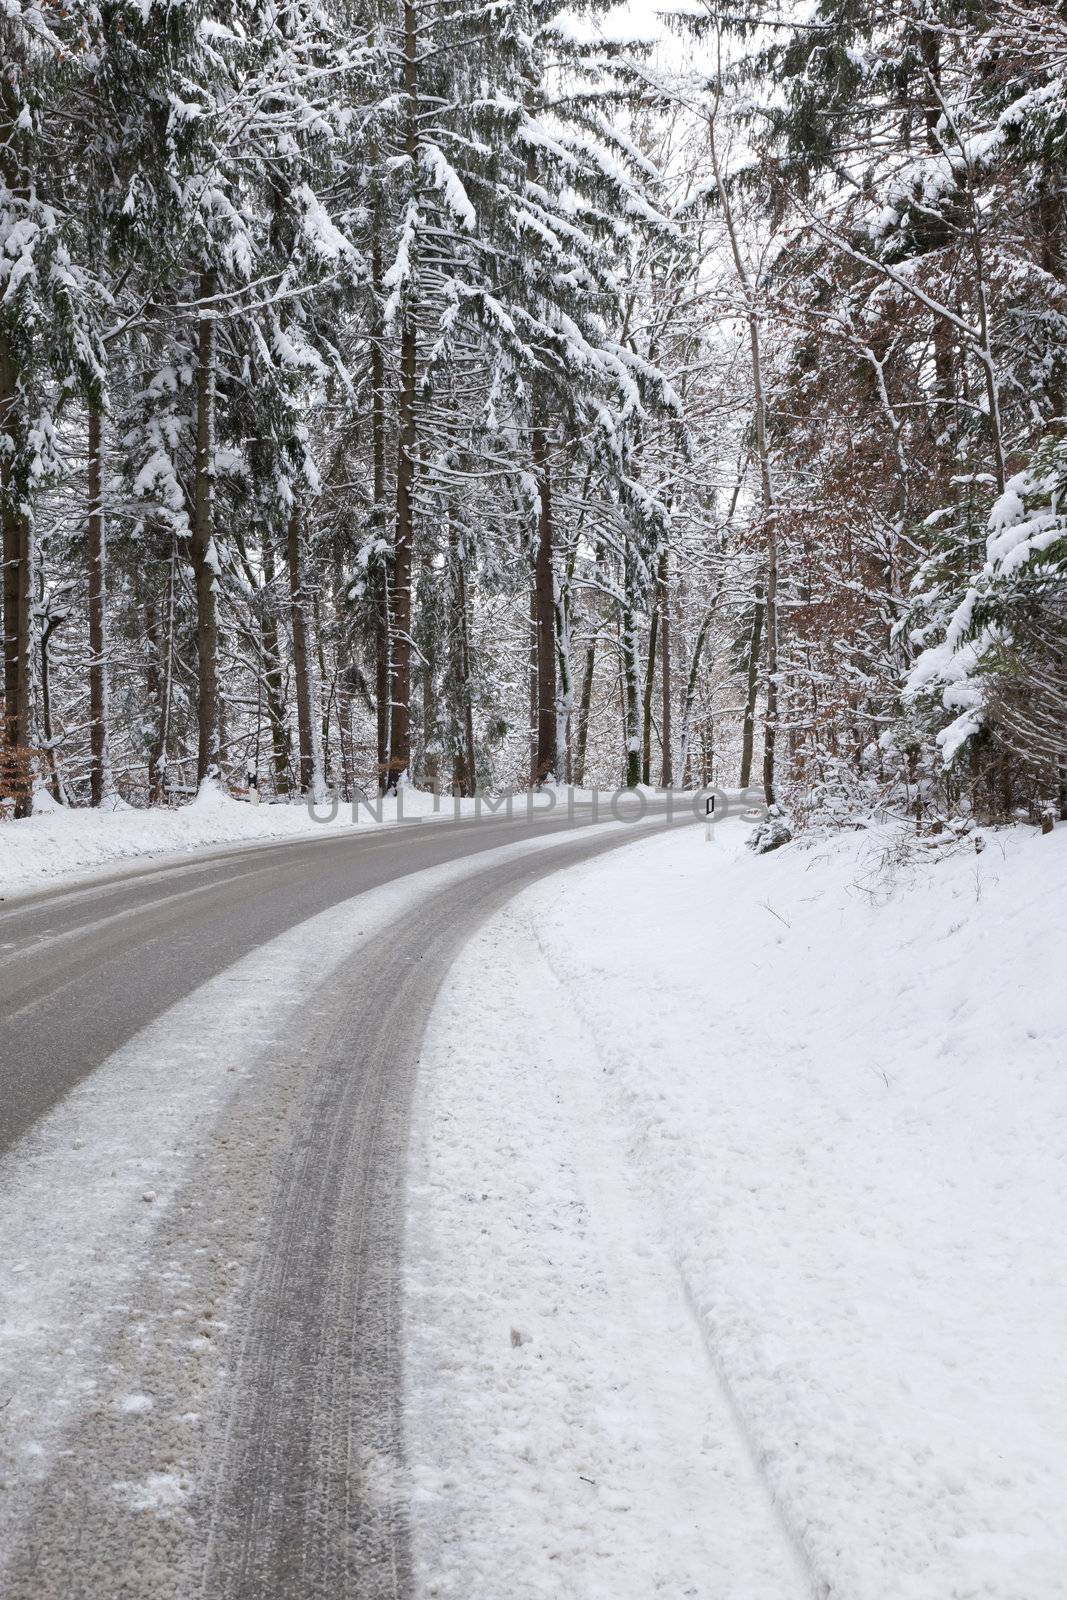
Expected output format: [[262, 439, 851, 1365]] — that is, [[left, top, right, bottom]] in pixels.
[[1, 807, 641, 1154], [5, 814, 1059, 1599], [0, 808, 679, 1599]]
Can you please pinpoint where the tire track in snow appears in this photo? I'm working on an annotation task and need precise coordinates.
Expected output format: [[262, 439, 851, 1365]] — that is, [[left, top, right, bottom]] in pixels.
[[525, 910, 830, 1600], [407, 897, 812, 1600], [201, 824, 660, 1600], [0, 821, 654, 1599]]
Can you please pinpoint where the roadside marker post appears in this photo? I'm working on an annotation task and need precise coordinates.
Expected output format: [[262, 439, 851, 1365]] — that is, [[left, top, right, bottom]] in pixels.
[[705, 795, 715, 843]]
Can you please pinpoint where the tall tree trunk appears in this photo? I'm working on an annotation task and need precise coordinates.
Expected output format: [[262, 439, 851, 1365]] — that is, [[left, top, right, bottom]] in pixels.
[[678, 600, 718, 785], [573, 535, 604, 788], [620, 551, 642, 789], [449, 518, 477, 795], [1039, 176, 1066, 428], [742, 257, 778, 806], [964, 194, 1006, 495], [375, 564, 391, 790], [371, 222, 391, 791], [640, 598, 659, 787], [531, 419, 557, 783], [738, 584, 764, 790], [333, 554, 353, 801], [87, 404, 109, 806], [368, 65, 392, 794], [640, 546, 668, 787], [528, 586, 538, 786], [287, 506, 315, 795], [761, 535, 779, 809], [260, 526, 291, 796], [144, 586, 166, 803], [419, 595, 438, 791], [659, 546, 672, 787], [710, 95, 778, 804], [313, 584, 331, 787], [388, 318, 416, 791], [1, 348, 20, 759], [39, 613, 64, 804], [459, 612, 476, 797], [336, 671, 353, 800], [14, 504, 32, 815], [154, 541, 178, 801], [1, 339, 31, 813], [1, 94, 32, 814], [191, 270, 220, 784], [555, 578, 573, 783], [574, 634, 597, 787], [375, 563, 391, 791], [385, 0, 419, 794]]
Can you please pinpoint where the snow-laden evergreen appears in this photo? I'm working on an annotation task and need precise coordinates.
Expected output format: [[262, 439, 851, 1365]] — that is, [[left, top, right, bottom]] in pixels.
[[1, 0, 1063, 829]]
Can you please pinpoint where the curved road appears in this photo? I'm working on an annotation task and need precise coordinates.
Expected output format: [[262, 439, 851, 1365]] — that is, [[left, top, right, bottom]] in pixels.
[[0, 806, 675, 1598]]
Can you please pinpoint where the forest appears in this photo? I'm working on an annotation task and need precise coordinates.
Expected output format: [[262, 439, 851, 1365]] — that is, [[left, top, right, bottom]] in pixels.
[[1, 0, 1064, 830]]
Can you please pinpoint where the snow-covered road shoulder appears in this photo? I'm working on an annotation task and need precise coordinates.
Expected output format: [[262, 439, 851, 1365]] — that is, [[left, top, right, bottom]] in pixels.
[[0, 782, 473, 900], [406, 819, 1067, 1600]]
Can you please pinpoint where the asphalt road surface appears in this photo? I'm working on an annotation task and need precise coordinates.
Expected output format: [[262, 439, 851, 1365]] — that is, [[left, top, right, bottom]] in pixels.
[[0, 805, 679, 1599]]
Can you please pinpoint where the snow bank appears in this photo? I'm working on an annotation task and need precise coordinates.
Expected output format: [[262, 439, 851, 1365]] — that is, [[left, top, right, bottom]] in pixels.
[[0, 784, 475, 899], [410, 819, 1067, 1599]]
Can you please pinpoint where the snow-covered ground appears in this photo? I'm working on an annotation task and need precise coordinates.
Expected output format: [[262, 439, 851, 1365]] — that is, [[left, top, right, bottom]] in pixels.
[[0, 781, 479, 898], [4, 789, 1062, 1595], [407, 818, 1067, 1600]]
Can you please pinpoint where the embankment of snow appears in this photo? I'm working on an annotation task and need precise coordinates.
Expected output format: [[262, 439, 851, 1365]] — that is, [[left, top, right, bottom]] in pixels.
[[0, 782, 472, 898], [409, 818, 1067, 1600]]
